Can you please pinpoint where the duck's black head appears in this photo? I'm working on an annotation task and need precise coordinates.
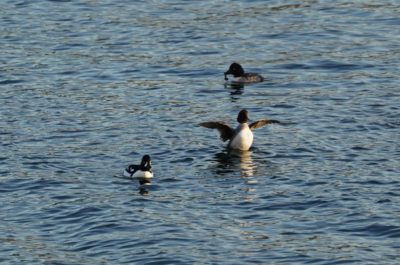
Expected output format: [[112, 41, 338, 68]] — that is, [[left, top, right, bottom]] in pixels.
[[237, 109, 249, 123], [140, 155, 152, 169], [224, 62, 245, 79]]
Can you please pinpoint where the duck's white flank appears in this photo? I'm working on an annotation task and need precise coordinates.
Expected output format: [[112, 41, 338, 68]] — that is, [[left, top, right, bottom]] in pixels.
[[123, 169, 153, 179]]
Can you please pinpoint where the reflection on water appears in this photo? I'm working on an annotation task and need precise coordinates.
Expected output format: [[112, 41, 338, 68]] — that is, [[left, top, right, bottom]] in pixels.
[[138, 178, 151, 195], [237, 150, 256, 178], [224, 83, 245, 99], [113, 175, 152, 195], [213, 150, 256, 178], [224, 82, 245, 90], [212, 150, 259, 203]]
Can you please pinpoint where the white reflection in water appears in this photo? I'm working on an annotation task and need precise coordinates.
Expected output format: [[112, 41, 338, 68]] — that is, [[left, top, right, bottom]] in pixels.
[[214, 150, 257, 178], [234, 150, 256, 178]]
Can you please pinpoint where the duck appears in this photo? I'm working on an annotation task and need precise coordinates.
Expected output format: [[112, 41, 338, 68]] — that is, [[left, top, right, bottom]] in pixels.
[[224, 62, 264, 83], [199, 109, 279, 151], [123, 154, 154, 179]]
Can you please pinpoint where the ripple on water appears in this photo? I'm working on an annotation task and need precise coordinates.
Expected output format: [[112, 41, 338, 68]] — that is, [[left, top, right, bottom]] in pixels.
[[338, 223, 400, 238]]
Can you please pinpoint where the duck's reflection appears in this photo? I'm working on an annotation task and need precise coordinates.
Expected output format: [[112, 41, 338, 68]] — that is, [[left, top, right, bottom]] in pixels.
[[224, 83, 245, 100], [138, 178, 151, 195], [114, 174, 154, 196], [224, 82, 245, 90], [238, 150, 256, 178], [214, 149, 256, 178]]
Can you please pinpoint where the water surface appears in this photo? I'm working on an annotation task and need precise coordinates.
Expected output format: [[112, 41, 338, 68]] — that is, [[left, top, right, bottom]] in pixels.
[[1, 0, 399, 264]]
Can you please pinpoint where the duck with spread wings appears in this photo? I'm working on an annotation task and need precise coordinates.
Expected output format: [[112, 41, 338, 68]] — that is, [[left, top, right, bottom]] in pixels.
[[199, 109, 280, 151]]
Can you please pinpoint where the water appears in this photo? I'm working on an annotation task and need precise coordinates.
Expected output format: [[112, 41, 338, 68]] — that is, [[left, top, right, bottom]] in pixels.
[[1, 0, 399, 264]]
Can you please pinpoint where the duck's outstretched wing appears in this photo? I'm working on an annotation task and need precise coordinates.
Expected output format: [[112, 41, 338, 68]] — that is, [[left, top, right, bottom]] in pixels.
[[249, 119, 280, 130], [199, 122, 234, 142]]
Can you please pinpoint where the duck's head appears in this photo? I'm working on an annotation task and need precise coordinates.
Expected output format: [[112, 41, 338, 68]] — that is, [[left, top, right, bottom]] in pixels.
[[237, 109, 249, 124], [140, 155, 152, 169], [224, 62, 245, 80]]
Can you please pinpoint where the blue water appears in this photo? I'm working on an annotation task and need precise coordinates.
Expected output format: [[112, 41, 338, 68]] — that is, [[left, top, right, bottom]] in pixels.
[[1, 0, 399, 264]]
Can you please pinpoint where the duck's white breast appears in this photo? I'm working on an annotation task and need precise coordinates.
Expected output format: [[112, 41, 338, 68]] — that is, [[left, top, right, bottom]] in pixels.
[[132, 170, 154, 179], [124, 169, 153, 178], [229, 126, 253, 151]]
